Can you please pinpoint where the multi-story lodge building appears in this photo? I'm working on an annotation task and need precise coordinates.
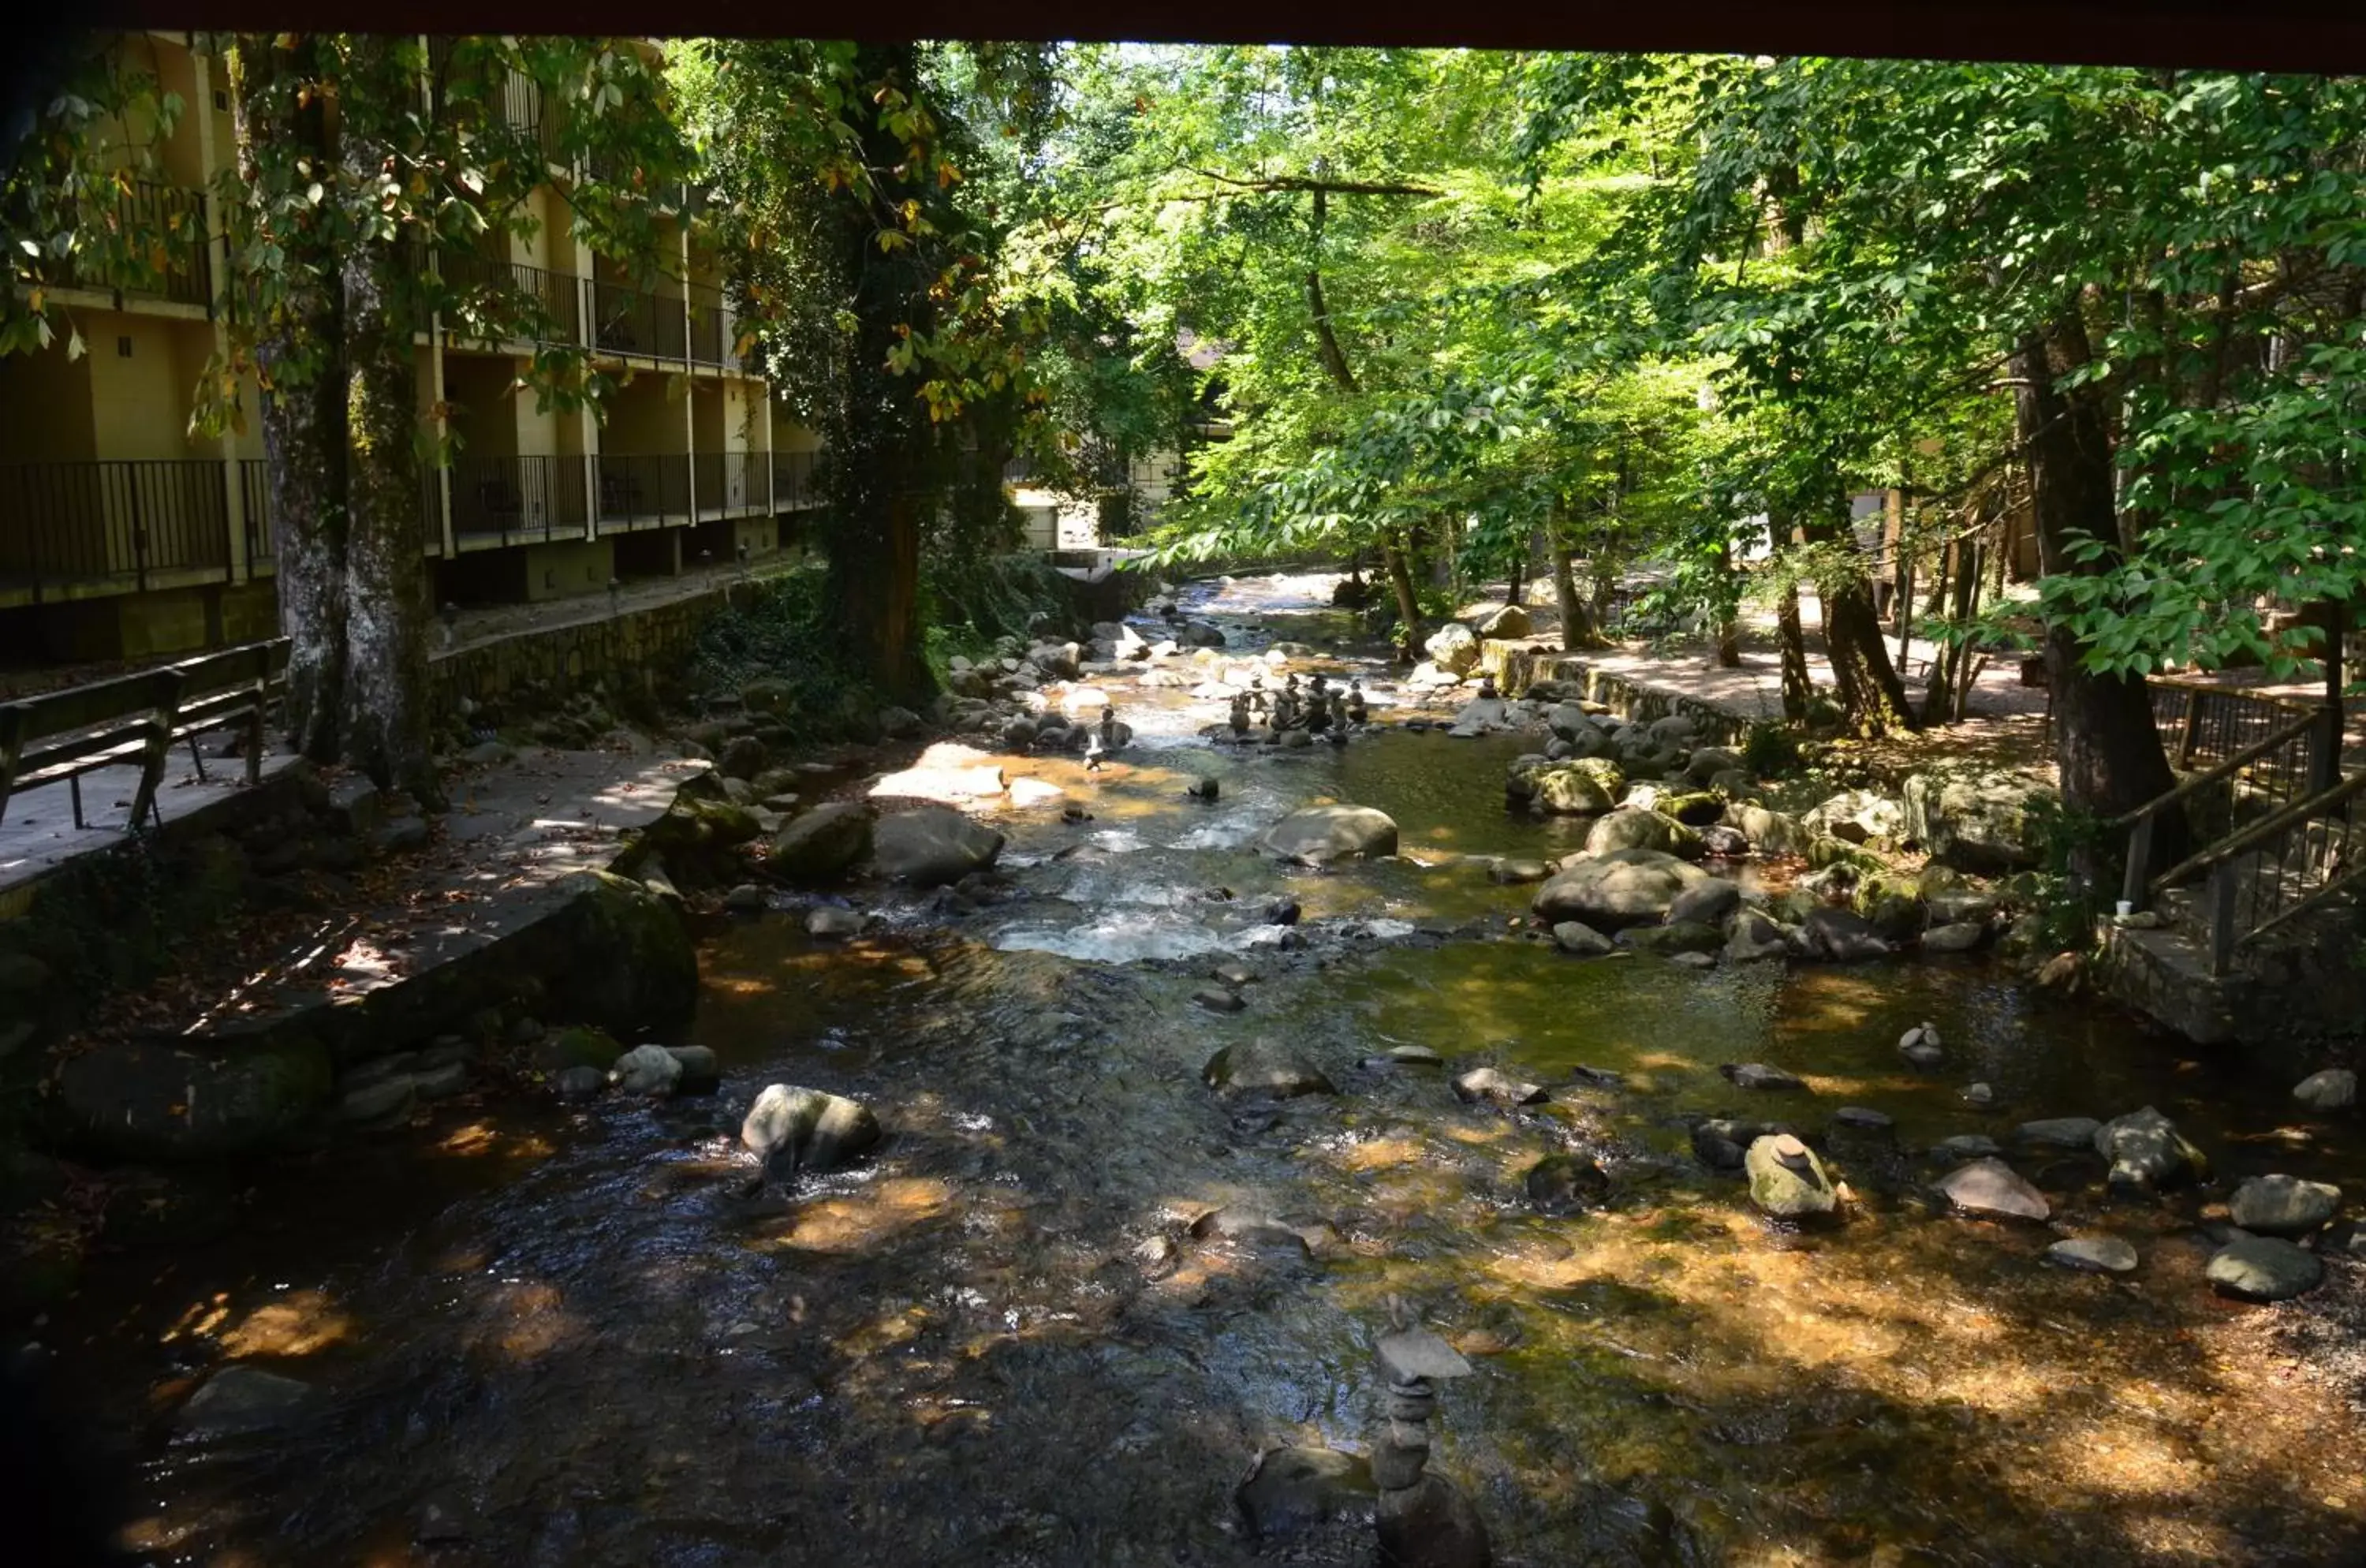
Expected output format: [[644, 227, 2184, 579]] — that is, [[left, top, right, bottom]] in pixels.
[[0, 31, 821, 666]]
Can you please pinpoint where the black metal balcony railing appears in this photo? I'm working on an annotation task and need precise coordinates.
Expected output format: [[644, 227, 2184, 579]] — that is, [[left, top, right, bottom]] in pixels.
[[721, 451, 767, 513], [73, 180, 212, 310], [427, 40, 554, 159], [595, 454, 692, 528], [592, 280, 687, 360], [688, 282, 727, 365], [772, 449, 821, 511], [241, 456, 445, 564], [434, 251, 585, 348], [0, 461, 233, 598], [448, 454, 590, 547]]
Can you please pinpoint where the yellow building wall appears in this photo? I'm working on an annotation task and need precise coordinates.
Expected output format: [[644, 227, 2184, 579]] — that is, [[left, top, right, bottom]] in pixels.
[[88, 316, 211, 461], [0, 338, 98, 462]]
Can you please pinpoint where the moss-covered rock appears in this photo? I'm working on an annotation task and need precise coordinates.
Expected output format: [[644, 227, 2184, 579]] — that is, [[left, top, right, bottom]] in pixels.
[[536, 1025, 624, 1073], [547, 872, 700, 1033], [53, 1035, 334, 1159]]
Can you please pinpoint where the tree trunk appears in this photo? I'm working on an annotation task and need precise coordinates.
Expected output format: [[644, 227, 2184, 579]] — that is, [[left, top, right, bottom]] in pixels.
[[1382, 532, 1424, 658], [1551, 538, 1594, 651], [337, 35, 441, 806], [1506, 528, 1529, 607], [1714, 536, 1741, 667], [2011, 314, 2178, 819], [1774, 581, 1812, 723], [1801, 513, 1917, 736], [230, 36, 346, 762]]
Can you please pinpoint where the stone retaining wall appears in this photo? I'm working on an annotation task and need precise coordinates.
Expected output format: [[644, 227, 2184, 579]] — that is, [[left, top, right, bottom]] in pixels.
[[428, 578, 759, 729], [1487, 644, 1751, 746]]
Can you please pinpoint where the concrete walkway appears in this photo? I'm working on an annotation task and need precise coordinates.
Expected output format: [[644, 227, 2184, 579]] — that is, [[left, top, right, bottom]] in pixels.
[[0, 744, 307, 899]]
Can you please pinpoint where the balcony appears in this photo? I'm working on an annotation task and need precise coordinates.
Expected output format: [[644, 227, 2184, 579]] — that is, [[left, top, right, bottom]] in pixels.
[[240, 457, 445, 566], [0, 461, 233, 602], [595, 454, 692, 530], [592, 280, 686, 360], [435, 252, 584, 349], [688, 282, 728, 365], [70, 179, 212, 311], [447, 454, 590, 549], [692, 450, 776, 517], [771, 449, 823, 511]]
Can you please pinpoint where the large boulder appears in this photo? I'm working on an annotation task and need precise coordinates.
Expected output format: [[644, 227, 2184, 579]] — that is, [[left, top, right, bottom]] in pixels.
[[872, 805, 1006, 887], [1725, 804, 1815, 860], [55, 1035, 332, 1159], [1666, 879, 1743, 928], [2207, 1236, 2323, 1302], [1745, 1133, 1838, 1221], [1532, 848, 1712, 930], [2092, 1106, 2207, 1193], [551, 871, 702, 1033], [1423, 622, 1481, 675], [743, 1085, 880, 1175], [771, 801, 875, 883], [1512, 758, 1624, 815], [1801, 905, 1891, 963], [2294, 1069, 2358, 1110], [2228, 1174, 2342, 1236], [1259, 805, 1400, 867], [1935, 1158, 2051, 1222], [1584, 808, 1701, 859], [1472, 603, 1532, 640], [1800, 790, 1906, 846], [1903, 770, 2051, 872]]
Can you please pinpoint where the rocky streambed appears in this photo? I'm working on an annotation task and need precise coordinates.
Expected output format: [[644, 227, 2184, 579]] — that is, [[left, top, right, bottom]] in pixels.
[[31, 570, 2366, 1567]]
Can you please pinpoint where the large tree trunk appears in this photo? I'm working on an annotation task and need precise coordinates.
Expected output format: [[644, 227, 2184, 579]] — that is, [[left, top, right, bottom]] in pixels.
[[338, 36, 441, 806], [2012, 313, 2178, 819], [1802, 513, 1917, 736], [1774, 582, 1812, 722], [1713, 536, 1741, 668], [230, 36, 346, 762], [1551, 538, 1595, 651], [1381, 532, 1424, 658]]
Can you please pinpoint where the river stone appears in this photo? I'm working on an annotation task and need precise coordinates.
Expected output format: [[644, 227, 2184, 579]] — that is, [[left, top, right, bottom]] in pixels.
[[741, 1084, 881, 1174], [1745, 1133, 1838, 1221], [552, 1065, 606, 1100], [1552, 920, 1615, 957], [1833, 1106, 1894, 1130], [1236, 1446, 1376, 1541], [1692, 1118, 1780, 1171], [1726, 804, 1815, 860], [2207, 1235, 2324, 1302], [1803, 906, 1890, 963], [666, 1046, 721, 1096], [1259, 805, 1400, 867], [1616, 921, 1721, 956], [2293, 1069, 2358, 1110], [1666, 879, 1743, 928], [1935, 1157, 2051, 1222], [1898, 1023, 1944, 1067], [1378, 1327, 1474, 1383], [873, 805, 1005, 887], [1532, 848, 1711, 930], [1722, 1062, 1804, 1092], [1961, 1082, 1996, 1107], [771, 801, 875, 883], [1801, 789, 1905, 846], [1725, 910, 1789, 964], [2092, 1106, 2207, 1193], [1903, 769, 2048, 872], [1584, 808, 1700, 859], [411, 1060, 472, 1101], [336, 1073, 417, 1125], [1472, 603, 1532, 640], [177, 1365, 323, 1439], [1527, 1152, 1611, 1213], [1454, 1066, 1547, 1107], [1383, 1045, 1445, 1068], [611, 1043, 683, 1096], [1488, 857, 1553, 884], [1920, 921, 1988, 954], [1424, 622, 1481, 674], [2047, 1236, 2140, 1275], [1205, 1039, 1334, 1099], [2229, 1174, 2343, 1236], [722, 883, 769, 913], [1194, 985, 1246, 1014], [807, 905, 864, 939], [2017, 1116, 2103, 1150], [1931, 1134, 2004, 1164]]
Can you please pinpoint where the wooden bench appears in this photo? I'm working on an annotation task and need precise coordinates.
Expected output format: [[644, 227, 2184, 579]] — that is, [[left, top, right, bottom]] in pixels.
[[0, 638, 289, 831]]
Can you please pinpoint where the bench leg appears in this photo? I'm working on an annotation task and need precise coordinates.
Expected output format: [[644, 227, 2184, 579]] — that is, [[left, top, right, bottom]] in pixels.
[[188, 733, 209, 784], [69, 773, 85, 831]]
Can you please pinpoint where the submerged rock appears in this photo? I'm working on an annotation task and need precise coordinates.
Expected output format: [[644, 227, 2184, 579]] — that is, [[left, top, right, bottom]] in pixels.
[[611, 1043, 683, 1096], [1551, 920, 1615, 957], [771, 801, 876, 883], [2293, 1069, 2357, 1111], [1897, 1022, 1944, 1067], [2229, 1174, 2342, 1236], [1205, 1039, 1334, 1099], [1745, 1133, 1838, 1221], [1526, 1152, 1611, 1213], [872, 805, 1006, 887], [1259, 805, 1401, 867], [2047, 1236, 2140, 1275], [1194, 985, 1247, 1014], [1453, 1066, 1546, 1107], [1532, 848, 1712, 930], [2092, 1106, 2207, 1193], [1935, 1157, 2051, 1222], [2016, 1116, 2102, 1150], [1931, 1133, 2004, 1164], [2207, 1235, 2323, 1302], [177, 1365, 323, 1439], [1666, 879, 1743, 928], [1235, 1446, 1377, 1542], [1722, 1062, 1805, 1092]]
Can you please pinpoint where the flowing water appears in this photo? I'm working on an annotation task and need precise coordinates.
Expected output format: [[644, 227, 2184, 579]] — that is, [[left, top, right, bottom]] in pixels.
[[43, 573, 2366, 1567]]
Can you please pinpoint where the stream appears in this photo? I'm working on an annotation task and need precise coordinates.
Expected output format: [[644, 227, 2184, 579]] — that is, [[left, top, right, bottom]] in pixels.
[[44, 572, 2366, 1567]]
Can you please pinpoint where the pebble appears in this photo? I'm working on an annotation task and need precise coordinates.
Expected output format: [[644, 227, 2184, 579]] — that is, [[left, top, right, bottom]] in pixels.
[[1961, 1082, 1997, 1107], [1832, 1106, 1894, 1130]]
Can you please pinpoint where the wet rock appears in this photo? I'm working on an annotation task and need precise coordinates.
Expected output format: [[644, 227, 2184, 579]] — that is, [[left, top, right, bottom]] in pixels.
[[1235, 1446, 1377, 1541], [1903, 770, 2047, 872], [1961, 1082, 1996, 1107], [873, 805, 1006, 887], [770, 801, 875, 884], [1584, 807, 1701, 859], [1692, 1118, 1778, 1171], [1802, 906, 1890, 963], [1670, 950, 1717, 969], [1696, 823, 1750, 858], [1192, 1208, 1316, 1256], [1259, 805, 1400, 867], [1513, 757, 1624, 815], [335, 1073, 418, 1126], [1262, 895, 1303, 926], [2229, 1174, 2343, 1236], [1666, 879, 1743, 928], [1453, 1066, 1546, 1107], [806, 905, 864, 939], [2207, 1235, 2323, 1302], [1526, 1152, 1610, 1213], [2017, 1116, 2102, 1150], [1187, 775, 1221, 801], [416, 1491, 473, 1544], [552, 1065, 606, 1100], [1487, 857, 1553, 884], [1931, 1133, 2004, 1164], [611, 1043, 683, 1096], [1472, 603, 1532, 640], [1725, 803, 1815, 860], [1377, 1474, 1493, 1568], [412, 1060, 471, 1101], [1424, 622, 1481, 675], [1551, 920, 1615, 957], [717, 734, 770, 780], [2293, 1069, 2358, 1111], [722, 883, 769, 913], [1724, 910, 1789, 963], [1801, 789, 1905, 846], [1532, 848, 1712, 930], [1194, 986, 1246, 1014], [741, 1085, 881, 1175], [1722, 1062, 1805, 1092], [1897, 1022, 1944, 1067], [2047, 1236, 2140, 1275], [1920, 921, 1988, 954], [1745, 1133, 1838, 1221], [2092, 1106, 2207, 1193], [1833, 1106, 1894, 1131], [1205, 1039, 1334, 1099], [1371, 1045, 1445, 1069], [878, 705, 924, 741], [666, 1046, 721, 1096], [1935, 1157, 2051, 1222], [177, 1365, 323, 1439], [537, 1025, 621, 1073]]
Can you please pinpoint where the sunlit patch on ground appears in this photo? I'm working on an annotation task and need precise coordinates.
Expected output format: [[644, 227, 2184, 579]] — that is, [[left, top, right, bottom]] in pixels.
[[216, 1288, 356, 1358]]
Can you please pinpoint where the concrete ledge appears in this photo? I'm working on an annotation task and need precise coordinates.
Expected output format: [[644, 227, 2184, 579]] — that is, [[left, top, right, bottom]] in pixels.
[[1488, 645, 1752, 747]]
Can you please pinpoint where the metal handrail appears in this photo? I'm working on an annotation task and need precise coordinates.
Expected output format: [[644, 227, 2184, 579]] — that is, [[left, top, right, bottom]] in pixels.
[[2115, 708, 2320, 832], [2155, 767, 2366, 892]]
